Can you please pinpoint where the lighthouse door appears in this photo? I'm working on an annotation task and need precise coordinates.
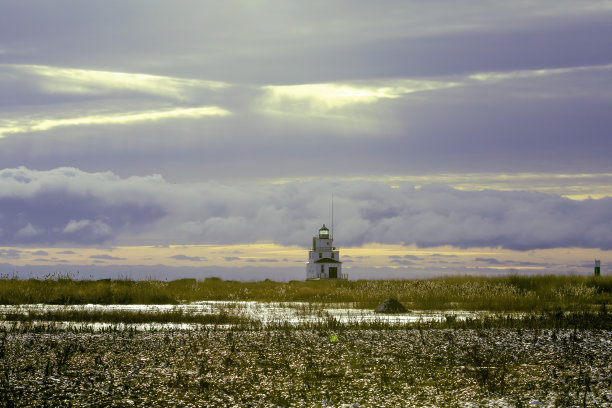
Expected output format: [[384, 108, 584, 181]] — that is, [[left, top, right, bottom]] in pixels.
[[329, 267, 338, 279]]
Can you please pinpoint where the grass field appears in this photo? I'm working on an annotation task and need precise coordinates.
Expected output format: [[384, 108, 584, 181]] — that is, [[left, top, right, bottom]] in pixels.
[[1, 274, 610, 311], [1, 274, 610, 406], [1, 326, 610, 407]]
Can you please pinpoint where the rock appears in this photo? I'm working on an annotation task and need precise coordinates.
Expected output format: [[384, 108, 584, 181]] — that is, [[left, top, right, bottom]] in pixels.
[[375, 298, 407, 313]]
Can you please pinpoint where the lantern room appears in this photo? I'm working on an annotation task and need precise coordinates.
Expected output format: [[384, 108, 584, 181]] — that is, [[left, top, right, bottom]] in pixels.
[[319, 225, 329, 239]]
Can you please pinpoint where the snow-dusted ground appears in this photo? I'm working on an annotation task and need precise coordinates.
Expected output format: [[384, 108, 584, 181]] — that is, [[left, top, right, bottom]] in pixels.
[[1, 328, 610, 407]]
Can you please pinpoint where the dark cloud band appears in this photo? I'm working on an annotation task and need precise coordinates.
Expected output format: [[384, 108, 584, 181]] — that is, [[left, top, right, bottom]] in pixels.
[[1, 167, 611, 251]]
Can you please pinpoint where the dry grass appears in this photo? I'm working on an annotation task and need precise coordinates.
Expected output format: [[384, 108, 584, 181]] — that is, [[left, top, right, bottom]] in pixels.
[[1, 326, 610, 407], [1, 274, 610, 312]]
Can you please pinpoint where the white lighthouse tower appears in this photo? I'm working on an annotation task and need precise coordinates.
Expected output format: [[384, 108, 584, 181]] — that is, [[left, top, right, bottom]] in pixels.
[[306, 224, 345, 280]]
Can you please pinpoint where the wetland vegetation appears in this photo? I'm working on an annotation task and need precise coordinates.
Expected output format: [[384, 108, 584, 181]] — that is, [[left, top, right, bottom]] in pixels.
[[1, 325, 610, 407], [0, 274, 610, 406], [1, 274, 610, 311]]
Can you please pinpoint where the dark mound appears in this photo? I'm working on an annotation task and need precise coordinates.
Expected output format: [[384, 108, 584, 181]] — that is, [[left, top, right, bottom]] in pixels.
[[375, 298, 407, 314]]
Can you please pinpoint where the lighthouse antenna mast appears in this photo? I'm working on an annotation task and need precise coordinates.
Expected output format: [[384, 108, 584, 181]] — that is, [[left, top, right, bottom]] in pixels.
[[331, 193, 334, 240]]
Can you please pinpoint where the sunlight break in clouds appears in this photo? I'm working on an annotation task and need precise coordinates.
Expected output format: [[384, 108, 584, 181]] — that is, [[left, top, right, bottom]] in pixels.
[[468, 63, 612, 83], [259, 80, 460, 114], [4, 64, 229, 99], [268, 173, 612, 200], [0, 106, 231, 137], [257, 64, 612, 118]]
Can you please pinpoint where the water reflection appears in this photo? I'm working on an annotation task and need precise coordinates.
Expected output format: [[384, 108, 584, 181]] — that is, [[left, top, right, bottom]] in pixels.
[[0, 301, 517, 330]]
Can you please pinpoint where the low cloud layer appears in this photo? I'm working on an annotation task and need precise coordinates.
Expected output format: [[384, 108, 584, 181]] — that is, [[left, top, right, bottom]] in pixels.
[[0, 167, 165, 245], [171, 254, 206, 262], [1, 167, 611, 251]]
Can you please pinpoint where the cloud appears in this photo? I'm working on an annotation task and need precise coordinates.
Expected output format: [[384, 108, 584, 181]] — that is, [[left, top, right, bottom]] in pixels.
[[229, 258, 281, 263], [0, 167, 166, 245], [516, 261, 549, 267], [468, 64, 612, 84], [4, 64, 228, 99], [474, 257, 550, 268], [170, 254, 206, 262], [15, 223, 43, 239], [389, 255, 421, 261], [3, 63, 610, 180], [63, 219, 112, 237], [390, 259, 416, 266], [3, 167, 612, 251], [0, 106, 231, 138], [2, 58, 612, 180], [0, 63, 236, 146], [258, 79, 459, 116], [0, 249, 21, 259], [475, 258, 504, 265], [1, 2, 612, 275], [367, 173, 612, 200], [403, 255, 422, 260], [89, 254, 126, 261], [344, 255, 370, 260]]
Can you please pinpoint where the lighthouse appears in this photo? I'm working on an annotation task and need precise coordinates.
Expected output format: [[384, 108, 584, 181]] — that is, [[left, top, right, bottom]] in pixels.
[[306, 224, 345, 280]]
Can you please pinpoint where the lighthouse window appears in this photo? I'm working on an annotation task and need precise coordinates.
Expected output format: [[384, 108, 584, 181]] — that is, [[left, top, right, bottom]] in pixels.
[[331, 253, 335, 259], [319, 253, 322, 258]]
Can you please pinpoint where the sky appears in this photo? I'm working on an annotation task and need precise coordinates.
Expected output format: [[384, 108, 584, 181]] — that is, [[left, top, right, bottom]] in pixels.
[[1, 1, 611, 281]]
